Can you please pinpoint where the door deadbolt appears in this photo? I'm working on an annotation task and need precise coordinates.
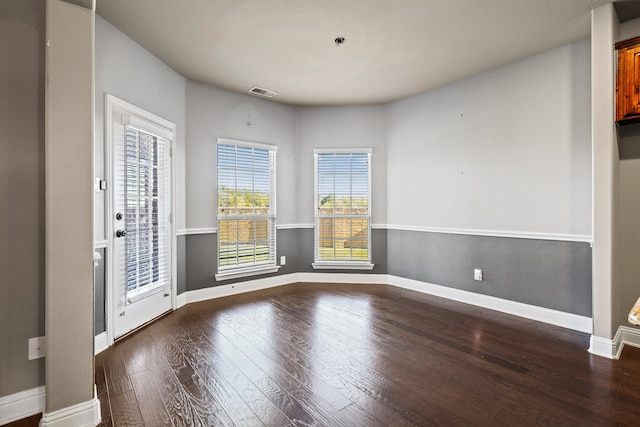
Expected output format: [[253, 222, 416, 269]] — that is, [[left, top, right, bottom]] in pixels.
[[115, 212, 123, 221]]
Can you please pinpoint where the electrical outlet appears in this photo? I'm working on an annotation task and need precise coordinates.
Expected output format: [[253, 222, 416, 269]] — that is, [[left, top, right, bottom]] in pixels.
[[28, 336, 45, 360], [280, 256, 286, 265], [474, 269, 483, 281]]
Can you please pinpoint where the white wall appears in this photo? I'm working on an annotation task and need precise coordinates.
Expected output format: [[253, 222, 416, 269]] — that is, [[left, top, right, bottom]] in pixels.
[[95, 15, 187, 239], [615, 16, 640, 335], [185, 94, 387, 229], [387, 40, 592, 239], [294, 106, 388, 225], [185, 81, 297, 229], [619, 16, 640, 41]]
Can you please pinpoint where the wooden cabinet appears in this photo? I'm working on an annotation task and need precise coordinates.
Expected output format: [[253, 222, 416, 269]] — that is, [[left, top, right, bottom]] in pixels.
[[616, 36, 640, 123]]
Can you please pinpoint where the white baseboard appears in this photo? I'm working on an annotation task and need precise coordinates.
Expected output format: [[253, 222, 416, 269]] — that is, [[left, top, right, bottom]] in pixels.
[[297, 272, 388, 285], [40, 395, 101, 427], [101, 272, 596, 355], [182, 272, 590, 333], [177, 292, 187, 309], [94, 332, 108, 356], [619, 326, 640, 349], [589, 334, 619, 359], [589, 325, 640, 359], [0, 386, 45, 425], [184, 273, 299, 304], [183, 272, 387, 305], [387, 275, 593, 333]]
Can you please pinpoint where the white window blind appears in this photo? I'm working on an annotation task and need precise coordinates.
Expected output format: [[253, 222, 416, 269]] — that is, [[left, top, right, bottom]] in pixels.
[[217, 139, 277, 275], [314, 149, 372, 267], [123, 125, 171, 299]]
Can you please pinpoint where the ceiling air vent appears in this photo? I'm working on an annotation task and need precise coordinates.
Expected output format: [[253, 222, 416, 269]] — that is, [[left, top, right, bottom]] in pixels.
[[249, 86, 278, 98]]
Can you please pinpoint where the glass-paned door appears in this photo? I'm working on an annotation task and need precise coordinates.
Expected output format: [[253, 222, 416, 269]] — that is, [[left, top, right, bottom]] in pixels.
[[108, 96, 174, 339]]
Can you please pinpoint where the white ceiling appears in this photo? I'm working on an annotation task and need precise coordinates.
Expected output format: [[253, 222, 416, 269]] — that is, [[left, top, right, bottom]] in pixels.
[[96, 0, 615, 106]]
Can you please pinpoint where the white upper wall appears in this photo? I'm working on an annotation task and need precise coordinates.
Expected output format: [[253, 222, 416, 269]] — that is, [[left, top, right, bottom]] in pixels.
[[97, 13, 592, 241], [387, 39, 592, 239], [294, 106, 388, 225], [619, 16, 640, 41], [95, 15, 187, 239], [185, 81, 297, 229]]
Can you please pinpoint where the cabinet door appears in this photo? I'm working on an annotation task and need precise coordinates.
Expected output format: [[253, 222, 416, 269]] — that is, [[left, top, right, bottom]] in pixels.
[[617, 45, 640, 121]]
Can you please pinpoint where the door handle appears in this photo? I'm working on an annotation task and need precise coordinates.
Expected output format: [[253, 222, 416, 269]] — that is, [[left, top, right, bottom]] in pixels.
[[116, 229, 127, 238]]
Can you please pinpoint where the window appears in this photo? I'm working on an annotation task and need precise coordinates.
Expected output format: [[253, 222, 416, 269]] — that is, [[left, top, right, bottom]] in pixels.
[[216, 138, 279, 280], [313, 148, 373, 269]]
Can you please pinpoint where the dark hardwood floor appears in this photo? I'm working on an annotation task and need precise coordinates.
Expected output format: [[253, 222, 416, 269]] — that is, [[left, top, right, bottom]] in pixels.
[[4, 414, 41, 427], [88, 283, 639, 426]]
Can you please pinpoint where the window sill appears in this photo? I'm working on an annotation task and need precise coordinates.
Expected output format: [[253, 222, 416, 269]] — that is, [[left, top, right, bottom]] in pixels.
[[312, 262, 375, 270], [215, 265, 281, 281]]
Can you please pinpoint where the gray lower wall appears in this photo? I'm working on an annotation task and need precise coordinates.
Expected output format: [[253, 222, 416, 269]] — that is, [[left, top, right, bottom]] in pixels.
[[98, 228, 591, 336], [93, 237, 183, 334], [177, 235, 187, 295], [183, 228, 388, 292], [294, 228, 388, 274], [388, 230, 592, 317]]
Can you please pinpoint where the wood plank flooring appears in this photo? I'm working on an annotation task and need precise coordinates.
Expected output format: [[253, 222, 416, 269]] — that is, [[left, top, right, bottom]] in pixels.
[[90, 283, 640, 426], [4, 414, 41, 427]]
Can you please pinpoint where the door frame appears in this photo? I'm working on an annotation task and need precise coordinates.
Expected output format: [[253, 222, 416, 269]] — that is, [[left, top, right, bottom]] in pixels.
[[104, 94, 177, 347]]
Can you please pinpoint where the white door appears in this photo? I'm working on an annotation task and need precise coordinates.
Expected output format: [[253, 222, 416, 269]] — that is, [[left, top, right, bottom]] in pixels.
[[107, 96, 174, 340]]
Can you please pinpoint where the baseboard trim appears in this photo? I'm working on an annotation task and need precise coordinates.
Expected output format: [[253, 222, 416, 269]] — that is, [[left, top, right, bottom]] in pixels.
[[39, 395, 101, 427], [589, 335, 619, 359], [387, 275, 593, 333], [100, 272, 595, 354], [297, 272, 388, 284], [589, 326, 640, 359], [181, 272, 589, 332], [0, 386, 45, 425], [94, 332, 108, 356], [177, 292, 187, 309], [619, 326, 640, 352], [184, 273, 300, 304]]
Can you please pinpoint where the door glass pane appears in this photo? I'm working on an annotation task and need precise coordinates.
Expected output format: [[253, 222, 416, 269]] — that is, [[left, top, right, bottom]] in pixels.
[[124, 127, 167, 296]]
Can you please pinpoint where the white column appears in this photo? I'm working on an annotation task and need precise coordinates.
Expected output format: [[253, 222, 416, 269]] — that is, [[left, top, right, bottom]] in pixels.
[[590, 3, 620, 358], [42, 0, 100, 425]]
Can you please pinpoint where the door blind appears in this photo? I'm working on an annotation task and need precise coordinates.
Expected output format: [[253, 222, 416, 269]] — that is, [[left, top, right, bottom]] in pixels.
[[123, 125, 171, 299]]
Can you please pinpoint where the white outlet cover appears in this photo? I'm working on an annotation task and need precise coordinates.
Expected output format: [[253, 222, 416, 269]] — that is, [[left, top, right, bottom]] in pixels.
[[28, 336, 45, 360], [280, 256, 286, 265], [474, 269, 483, 281]]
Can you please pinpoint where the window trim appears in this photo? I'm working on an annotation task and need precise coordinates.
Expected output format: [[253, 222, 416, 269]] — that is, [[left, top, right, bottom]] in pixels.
[[312, 148, 374, 270], [215, 138, 280, 281]]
